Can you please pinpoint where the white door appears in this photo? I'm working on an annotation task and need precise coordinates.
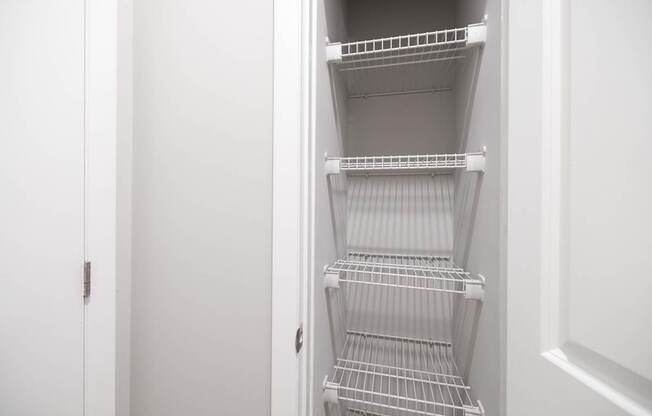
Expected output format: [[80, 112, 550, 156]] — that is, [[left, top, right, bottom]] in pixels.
[[507, 0, 652, 415], [0, 1, 85, 415]]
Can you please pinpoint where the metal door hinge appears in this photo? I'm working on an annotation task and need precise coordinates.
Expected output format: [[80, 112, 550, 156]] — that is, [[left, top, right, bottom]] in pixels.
[[83, 261, 91, 299], [295, 324, 304, 354]]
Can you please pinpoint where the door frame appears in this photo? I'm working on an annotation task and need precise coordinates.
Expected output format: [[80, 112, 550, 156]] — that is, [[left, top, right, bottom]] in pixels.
[[271, 0, 313, 415], [84, 0, 124, 414]]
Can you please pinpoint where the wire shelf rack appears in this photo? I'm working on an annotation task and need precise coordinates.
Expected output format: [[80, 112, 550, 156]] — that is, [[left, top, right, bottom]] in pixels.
[[325, 152, 486, 175], [324, 252, 483, 297], [327, 24, 486, 98], [324, 331, 481, 416], [343, 154, 464, 171]]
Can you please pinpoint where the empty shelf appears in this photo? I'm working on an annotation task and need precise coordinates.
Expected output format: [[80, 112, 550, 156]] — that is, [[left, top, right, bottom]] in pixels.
[[325, 152, 485, 175], [327, 23, 486, 98], [323, 252, 484, 299], [323, 331, 482, 416]]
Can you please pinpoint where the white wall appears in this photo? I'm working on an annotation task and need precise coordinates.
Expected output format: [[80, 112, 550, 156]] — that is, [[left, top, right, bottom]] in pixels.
[[346, 175, 456, 341], [131, 1, 273, 415], [344, 0, 457, 158], [347, 93, 457, 157], [451, 1, 503, 416]]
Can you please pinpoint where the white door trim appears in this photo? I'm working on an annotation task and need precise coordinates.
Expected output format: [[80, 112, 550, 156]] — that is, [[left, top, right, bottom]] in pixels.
[[84, 0, 120, 414], [271, 0, 312, 415]]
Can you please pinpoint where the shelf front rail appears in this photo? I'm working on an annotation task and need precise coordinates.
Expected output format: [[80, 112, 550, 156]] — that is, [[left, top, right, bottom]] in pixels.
[[325, 151, 486, 175]]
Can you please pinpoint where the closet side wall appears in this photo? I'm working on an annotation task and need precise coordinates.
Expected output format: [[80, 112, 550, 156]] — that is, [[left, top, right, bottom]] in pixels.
[[452, 0, 503, 415], [313, 1, 348, 415], [131, 1, 273, 415]]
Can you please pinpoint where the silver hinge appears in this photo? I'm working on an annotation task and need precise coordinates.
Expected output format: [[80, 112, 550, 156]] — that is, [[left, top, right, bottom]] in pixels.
[[83, 261, 91, 299], [295, 324, 304, 354]]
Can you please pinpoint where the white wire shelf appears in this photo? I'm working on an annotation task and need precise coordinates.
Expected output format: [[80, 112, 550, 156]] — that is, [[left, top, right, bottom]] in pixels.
[[325, 152, 486, 175], [327, 24, 486, 68], [323, 331, 483, 416], [327, 23, 486, 98], [323, 252, 484, 300]]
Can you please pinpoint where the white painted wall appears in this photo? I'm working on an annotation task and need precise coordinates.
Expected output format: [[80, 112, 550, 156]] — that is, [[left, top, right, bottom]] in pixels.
[[347, 175, 454, 257], [451, 1, 504, 416], [347, 93, 457, 157], [337, 1, 461, 352], [344, 0, 457, 158], [345, 175, 456, 341], [345, 0, 456, 41], [131, 1, 272, 415]]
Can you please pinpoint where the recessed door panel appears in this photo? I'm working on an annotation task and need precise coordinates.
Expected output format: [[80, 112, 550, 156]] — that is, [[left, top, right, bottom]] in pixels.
[[566, 0, 652, 382]]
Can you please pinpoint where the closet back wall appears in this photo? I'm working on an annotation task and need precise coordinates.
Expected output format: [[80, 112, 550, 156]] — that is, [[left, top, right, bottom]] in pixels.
[[131, 1, 272, 415]]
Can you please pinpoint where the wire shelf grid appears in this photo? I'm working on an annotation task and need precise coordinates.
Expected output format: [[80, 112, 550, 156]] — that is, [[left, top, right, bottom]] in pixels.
[[327, 252, 475, 294], [327, 331, 478, 416], [338, 27, 468, 69], [330, 25, 484, 98], [337, 154, 469, 172]]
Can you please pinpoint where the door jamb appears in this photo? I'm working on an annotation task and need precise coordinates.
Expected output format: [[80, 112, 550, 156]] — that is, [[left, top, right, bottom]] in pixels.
[[271, 1, 312, 416]]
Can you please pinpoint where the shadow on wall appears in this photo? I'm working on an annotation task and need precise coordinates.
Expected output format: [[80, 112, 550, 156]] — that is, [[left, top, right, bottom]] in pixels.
[[452, 41, 485, 377]]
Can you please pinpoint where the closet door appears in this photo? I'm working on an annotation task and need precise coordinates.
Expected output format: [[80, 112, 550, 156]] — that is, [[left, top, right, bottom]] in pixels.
[[0, 2, 85, 415], [507, 0, 652, 415]]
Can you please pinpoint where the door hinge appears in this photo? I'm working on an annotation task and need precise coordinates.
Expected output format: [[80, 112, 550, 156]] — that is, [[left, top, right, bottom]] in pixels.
[[83, 261, 91, 299], [295, 324, 304, 354]]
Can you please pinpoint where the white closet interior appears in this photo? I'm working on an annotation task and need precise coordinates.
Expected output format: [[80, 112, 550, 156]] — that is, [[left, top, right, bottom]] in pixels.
[[314, 1, 492, 415]]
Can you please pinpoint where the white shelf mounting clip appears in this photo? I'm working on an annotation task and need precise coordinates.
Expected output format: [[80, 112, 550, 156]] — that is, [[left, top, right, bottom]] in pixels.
[[466, 146, 487, 173], [467, 22, 487, 46], [464, 274, 486, 301], [323, 265, 340, 289], [324, 154, 342, 175], [322, 376, 340, 404], [326, 39, 342, 63]]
